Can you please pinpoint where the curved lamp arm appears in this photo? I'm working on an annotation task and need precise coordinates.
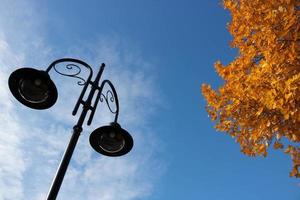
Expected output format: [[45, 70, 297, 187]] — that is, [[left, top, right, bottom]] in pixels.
[[46, 58, 93, 115], [46, 58, 93, 85], [87, 80, 120, 125], [45, 58, 94, 116]]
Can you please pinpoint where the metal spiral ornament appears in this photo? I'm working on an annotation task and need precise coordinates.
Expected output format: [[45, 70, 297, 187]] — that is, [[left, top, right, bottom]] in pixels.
[[100, 90, 117, 114], [53, 63, 86, 86]]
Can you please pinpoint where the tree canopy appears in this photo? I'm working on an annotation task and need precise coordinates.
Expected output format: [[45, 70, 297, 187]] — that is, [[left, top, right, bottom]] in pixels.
[[202, 0, 300, 177]]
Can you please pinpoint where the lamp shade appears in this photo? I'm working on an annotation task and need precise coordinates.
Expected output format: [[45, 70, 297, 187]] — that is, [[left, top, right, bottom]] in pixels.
[[8, 68, 58, 109], [89, 122, 133, 157]]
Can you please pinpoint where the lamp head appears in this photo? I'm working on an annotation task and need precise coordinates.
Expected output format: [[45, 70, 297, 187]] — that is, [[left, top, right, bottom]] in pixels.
[[89, 122, 133, 157], [8, 68, 58, 110]]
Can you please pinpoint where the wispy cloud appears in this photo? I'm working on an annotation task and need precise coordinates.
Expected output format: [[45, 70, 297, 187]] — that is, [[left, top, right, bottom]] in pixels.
[[0, 1, 165, 200]]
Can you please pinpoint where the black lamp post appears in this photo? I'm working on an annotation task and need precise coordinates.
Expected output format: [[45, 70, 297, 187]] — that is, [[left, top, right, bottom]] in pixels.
[[8, 58, 134, 200]]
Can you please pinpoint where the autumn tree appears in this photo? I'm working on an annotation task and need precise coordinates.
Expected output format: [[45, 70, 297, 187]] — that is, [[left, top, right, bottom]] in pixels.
[[202, 0, 300, 177]]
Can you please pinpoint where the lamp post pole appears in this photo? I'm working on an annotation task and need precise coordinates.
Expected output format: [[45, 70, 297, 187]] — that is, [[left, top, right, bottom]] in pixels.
[[47, 63, 105, 200], [8, 58, 134, 200]]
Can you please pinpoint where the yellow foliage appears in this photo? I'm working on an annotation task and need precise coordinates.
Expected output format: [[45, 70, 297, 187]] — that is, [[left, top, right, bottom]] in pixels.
[[202, 0, 300, 177]]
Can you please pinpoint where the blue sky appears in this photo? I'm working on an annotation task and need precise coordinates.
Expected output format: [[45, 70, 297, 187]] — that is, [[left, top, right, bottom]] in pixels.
[[0, 0, 299, 199]]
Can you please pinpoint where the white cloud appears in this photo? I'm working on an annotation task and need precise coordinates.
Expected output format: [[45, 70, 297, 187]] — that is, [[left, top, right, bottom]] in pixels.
[[0, 68, 25, 200], [0, 1, 165, 200]]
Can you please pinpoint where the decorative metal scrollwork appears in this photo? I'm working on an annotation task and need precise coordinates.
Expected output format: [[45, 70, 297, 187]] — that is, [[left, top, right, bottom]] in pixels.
[[100, 90, 117, 114], [53, 63, 86, 86], [46, 58, 93, 116], [87, 79, 120, 124]]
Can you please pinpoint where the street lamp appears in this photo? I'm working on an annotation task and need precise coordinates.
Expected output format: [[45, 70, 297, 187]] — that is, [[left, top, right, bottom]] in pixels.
[[8, 58, 134, 200]]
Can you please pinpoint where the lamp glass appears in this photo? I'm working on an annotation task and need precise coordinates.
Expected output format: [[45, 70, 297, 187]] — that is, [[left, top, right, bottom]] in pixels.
[[98, 131, 125, 153], [19, 78, 50, 103]]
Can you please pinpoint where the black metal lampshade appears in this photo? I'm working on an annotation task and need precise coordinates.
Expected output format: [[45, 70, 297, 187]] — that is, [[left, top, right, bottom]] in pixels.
[[89, 122, 133, 157], [8, 68, 58, 110]]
